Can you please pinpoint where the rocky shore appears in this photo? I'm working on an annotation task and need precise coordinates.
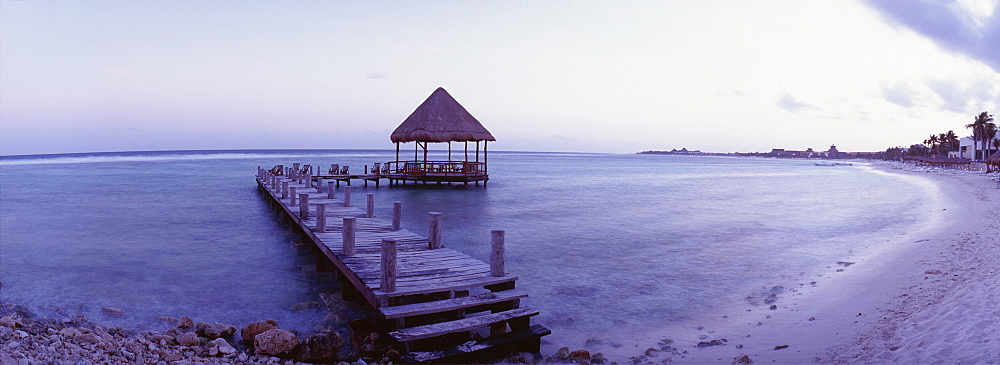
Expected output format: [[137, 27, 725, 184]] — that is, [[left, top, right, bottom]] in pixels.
[[0, 301, 351, 365]]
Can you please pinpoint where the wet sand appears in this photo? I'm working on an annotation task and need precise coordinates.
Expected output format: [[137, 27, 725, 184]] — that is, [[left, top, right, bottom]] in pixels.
[[597, 163, 998, 364]]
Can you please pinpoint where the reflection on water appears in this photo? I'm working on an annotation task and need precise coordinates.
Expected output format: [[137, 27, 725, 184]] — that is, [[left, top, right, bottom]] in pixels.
[[0, 150, 928, 351]]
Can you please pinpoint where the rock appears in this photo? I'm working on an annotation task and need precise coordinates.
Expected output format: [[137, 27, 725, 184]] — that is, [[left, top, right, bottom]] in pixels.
[[195, 322, 236, 339], [0, 314, 22, 328], [177, 332, 201, 347], [697, 339, 726, 347], [556, 346, 570, 360], [210, 338, 236, 355], [101, 307, 125, 316], [511, 352, 535, 364], [177, 317, 194, 329], [255, 329, 299, 356], [569, 350, 591, 361], [74, 332, 100, 344], [241, 320, 280, 344], [237, 352, 249, 362], [208, 346, 220, 356], [294, 330, 344, 362], [774, 344, 789, 350], [60, 327, 81, 337], [732, 354, 753, 364], [585, 337, 603, 346], [769, 305, 777, 310]]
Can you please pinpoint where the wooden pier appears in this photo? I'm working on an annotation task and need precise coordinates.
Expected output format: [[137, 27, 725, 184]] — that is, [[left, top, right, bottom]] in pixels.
[[255, 165, 547, 362]]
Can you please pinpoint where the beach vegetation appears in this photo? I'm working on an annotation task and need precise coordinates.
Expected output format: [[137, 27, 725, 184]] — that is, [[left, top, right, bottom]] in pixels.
[[965, 111, 996, 160]]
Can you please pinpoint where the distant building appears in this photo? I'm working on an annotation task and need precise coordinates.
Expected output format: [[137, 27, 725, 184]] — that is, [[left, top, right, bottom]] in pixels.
[[769, 147, 816, 158], [826, 145, 843, 159]]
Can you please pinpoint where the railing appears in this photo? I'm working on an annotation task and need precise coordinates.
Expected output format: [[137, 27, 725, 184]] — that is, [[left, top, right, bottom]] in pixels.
[[384, 161, 486, 177]]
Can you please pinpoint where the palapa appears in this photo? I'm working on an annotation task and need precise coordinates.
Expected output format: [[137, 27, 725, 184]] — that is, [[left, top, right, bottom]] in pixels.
[[987, 150, 1000, 170], [391, 87, 495, 143]]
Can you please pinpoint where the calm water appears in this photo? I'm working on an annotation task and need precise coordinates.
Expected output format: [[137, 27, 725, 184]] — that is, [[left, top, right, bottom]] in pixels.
[[0, 150, 931, 352]]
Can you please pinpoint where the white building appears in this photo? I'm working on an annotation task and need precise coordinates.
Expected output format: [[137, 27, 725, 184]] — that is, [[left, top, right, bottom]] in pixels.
[[953, 136, 1000, 160]]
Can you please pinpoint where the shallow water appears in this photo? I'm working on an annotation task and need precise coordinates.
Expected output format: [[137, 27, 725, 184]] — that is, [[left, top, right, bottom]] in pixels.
[[0, 150, 928, 350]]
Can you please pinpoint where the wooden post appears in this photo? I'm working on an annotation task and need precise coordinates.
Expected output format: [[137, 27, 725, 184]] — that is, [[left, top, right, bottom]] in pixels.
[[491, 230, 505, 277], [343, 186, 351, 207], [366, 193, 375, 218], [381, 238, 397, 292], [327, 181, 336, 199], [299, 193, 309, 218], [428, 212, 442, 249], [392, 201, 401, 231], [315, 179, 324, 193], [343, 217, 356, 256], [316, 204, 327, 232], [281, 181, 289, 199], [289, 187, 298, 206]]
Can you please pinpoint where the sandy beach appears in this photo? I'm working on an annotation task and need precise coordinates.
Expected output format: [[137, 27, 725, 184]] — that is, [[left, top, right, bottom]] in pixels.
[[596, 163, 999, 364]]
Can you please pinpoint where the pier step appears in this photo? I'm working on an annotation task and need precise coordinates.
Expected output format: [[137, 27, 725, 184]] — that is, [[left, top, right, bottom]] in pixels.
[[380, 289, 528, 319], [389, 307, 539, 343], [372, 274, 517, 298]]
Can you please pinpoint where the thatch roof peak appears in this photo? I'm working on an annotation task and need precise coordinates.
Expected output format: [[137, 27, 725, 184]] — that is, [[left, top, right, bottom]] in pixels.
[[390, 87, 496, 143]]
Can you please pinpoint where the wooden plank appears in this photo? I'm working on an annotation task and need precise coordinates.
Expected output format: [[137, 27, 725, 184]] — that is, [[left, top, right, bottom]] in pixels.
[[380, 289, 529, 319], [373, 274, 518, 298], [389, 307, 538, 342]]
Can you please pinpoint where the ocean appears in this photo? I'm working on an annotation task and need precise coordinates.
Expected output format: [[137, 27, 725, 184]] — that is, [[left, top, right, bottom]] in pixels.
[[0, 150, 935, 355]]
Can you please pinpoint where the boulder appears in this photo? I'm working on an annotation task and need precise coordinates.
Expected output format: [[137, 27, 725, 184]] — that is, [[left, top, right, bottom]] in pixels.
[[177, 317, 194, 329], [241, 320, 280, 344], [177, 332, 201, 347], [0, 314, 22, 328], [254, 329, 299, 356], [195, 322, 236, 339], [569, 350, 591, 361], [210, 338, 237, 355], [294, 331, 344, 362]]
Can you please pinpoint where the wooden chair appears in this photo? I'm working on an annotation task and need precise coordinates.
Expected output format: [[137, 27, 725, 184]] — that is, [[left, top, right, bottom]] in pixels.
[[372, 163, 382, 175], [269, 165, 284, 175], [329, 164, 340, 174], [340, 166, 350, 175]]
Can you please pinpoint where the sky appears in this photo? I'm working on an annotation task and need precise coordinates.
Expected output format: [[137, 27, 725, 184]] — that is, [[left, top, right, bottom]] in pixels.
[[1, 0, 999, 156]]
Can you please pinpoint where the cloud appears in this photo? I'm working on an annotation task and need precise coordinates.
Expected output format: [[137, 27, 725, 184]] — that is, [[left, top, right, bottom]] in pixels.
[[365, 72, 385, 79], [776, 94, 815, 113], [865, 0, 1000, 73], [926, 78, 1000, 113], [879, 81, 919, 108]]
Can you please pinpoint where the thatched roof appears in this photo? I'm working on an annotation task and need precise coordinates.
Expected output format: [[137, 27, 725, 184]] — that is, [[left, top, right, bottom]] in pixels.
[[987, 150, 1000, 166], [390, 87, 496, 143]]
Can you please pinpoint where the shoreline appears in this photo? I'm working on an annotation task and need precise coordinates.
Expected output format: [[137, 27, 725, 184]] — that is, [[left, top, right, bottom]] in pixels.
[[590, 162, 998, 364]]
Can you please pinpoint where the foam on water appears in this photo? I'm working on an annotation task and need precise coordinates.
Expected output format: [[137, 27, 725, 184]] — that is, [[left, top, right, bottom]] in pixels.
[[0, 150, 930, 352]]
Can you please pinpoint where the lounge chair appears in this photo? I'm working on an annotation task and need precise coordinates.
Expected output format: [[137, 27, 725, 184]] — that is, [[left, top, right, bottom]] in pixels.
[[269, 165, 284, 175], [329, 164, 339, 174]]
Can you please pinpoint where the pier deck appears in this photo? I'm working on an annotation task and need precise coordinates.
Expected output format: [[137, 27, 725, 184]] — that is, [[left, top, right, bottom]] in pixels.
[[255, 167, 546, 362]]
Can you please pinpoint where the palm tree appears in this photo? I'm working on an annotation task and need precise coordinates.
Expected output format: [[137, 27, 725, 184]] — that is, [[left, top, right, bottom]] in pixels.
[[984, 120, 998, 158], [966, 112, 993, 160], [924, 134, 940, 156], [944, 130, 960, 155]]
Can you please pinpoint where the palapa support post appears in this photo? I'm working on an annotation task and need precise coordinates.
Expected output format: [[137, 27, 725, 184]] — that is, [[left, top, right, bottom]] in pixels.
[[299, 193, 309, 218], [491, 230, 505, 277], [305, 173, 312, 188], [366, 193, 375, 218], [289, 187, 298, 206], [381, 238, 397, 292], [315, 178, 323, 193], [343, 186, 352, 207], [316, 204, 327, 233], [392, 202, 402, 231], [428, 212, 442, 249], [327, 181, 336, 199], [342, 217, 356, 256], [281, 181, 289, 199]]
